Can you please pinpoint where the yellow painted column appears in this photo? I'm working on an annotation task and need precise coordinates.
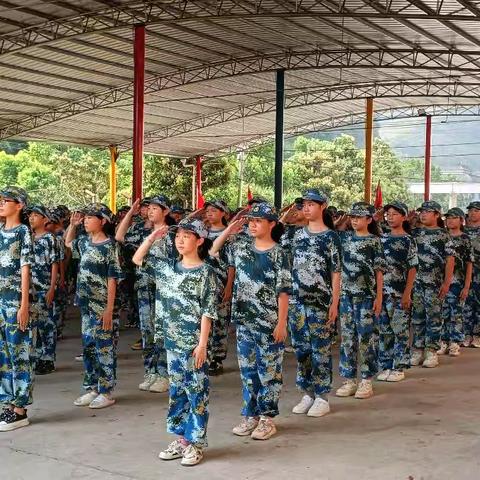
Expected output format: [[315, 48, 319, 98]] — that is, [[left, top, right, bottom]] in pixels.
[[109, 145, 118, 213], [364, 97, 374, 203]]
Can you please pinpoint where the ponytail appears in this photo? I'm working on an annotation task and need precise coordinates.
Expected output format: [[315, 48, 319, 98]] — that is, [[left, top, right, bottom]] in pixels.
[[367, 218, 382, 236], [271, 222, 285, 243], [322, 209, 335, 230]]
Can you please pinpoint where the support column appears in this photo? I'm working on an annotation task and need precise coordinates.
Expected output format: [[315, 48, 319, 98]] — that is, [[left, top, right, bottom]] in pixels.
[[364, 97, 374, 203], [132, 25, 145, 201], [424, 115, 432, 201], [108, 145, 118, 213], [274, 69, 285, 211]]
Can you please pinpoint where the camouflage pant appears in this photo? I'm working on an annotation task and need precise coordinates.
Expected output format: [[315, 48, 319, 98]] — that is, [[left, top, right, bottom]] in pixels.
[[463, 279, 480, 337], [236, 324, 284, 418], [210, 299, 230, 362], [81, 309, 116, 394], [412, 284, 443, 351], [53, 286, 68, 335], [289, 302, 332, 396], [119, 272, 139, 327], [166, 350, 209, 447], [441, 284, 465, 343], [339, 296, 378, 379], [378, 296, 410, 371], [0, 304, 33, 408], [31, 294, 57, 363], [137, 284, 167, 377]]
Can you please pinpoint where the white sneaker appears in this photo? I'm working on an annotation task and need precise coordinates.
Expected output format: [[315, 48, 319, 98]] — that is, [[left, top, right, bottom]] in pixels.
[[422, 350, 439, 368], [471, 336, 480, 348], [251, 416, 277, 440], [376, 369, 391, 381], [335, 379, 357, 397], [232, 416, 259, 436], [410, 349, 423, 366], [292, 394, 314, 414], [354, 379, 374, 399], [462, 335, 473, 347], [139, 373, 157, 391], [74, 354, 83, 362], [307, 398, 330, 417], [159, 439, 186, 460], [437, 341, 448, 355], [181, 444, 203, 466], [74, 391, 98, 406], [449, 342, 461, 357], [387, 370, 405, 382], [149, 376, 169, 393], [284, 345, 294, 354], [89, 393, 116, 409]]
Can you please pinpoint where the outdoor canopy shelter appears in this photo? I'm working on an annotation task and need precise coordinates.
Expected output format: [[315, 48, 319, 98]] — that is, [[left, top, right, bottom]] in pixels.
[[2, 0, 480, 206]]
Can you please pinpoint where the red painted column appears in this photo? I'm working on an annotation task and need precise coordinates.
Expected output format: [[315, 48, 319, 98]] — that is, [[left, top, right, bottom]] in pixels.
[[424, 115, 432, 201], [196, 155, 205, 208], [132, 25, 145, 201]]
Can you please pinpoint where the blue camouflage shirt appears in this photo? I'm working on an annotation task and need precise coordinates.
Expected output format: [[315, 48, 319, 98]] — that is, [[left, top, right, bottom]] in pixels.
[[465, 226, 480, 284], [381, 233, 418, 298], [448, 233, 474, 287], [291, 227, 342, 308], [0, 224, 33, 306], [31, 232, 58, 296], [340, 232, 386, 298]]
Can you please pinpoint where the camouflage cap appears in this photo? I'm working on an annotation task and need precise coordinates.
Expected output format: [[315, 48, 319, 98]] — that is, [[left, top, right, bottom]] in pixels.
[[175, 218, 209, 238], [246, 202, 278, 222], [0, 186, 28, 205], [247, 196, 268, 207], [170, 204, 186, 214], [467, 201, 480, 210], [149, 194, 170, 209], [140, 196, 152, 206], [445, 207, 465, 218], [349, 201, 375, 217], [27, 204, 51, 220], [205, 199, 229, 213], [417, 200, 442, 213], [82, 202, 114, 223], [302, 188, 328, 204], [47, 208, 62, 224], [384, 200, 409, 216]]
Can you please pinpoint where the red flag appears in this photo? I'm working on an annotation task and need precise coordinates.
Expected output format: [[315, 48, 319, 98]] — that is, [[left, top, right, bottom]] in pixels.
[[247, 185, 253, 202], [374, 180, 383, 209], [196, 156, 205, 209]]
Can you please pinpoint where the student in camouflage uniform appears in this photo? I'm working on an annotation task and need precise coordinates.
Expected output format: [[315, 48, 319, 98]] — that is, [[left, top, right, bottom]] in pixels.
[[66, 203, 122, 409], [133, 218, 217, 466], [211, 203, 291, 441], [28, 205, 59, 376], [377, 201, 418, 383], [283, 189, 342, 418], [336, 202, 385, 400], [0, 186, 34, 432], [116, 196, 172, 393], [464, 201, 480, 347], [411, 201, 455, 368], [438, 208, 474, 356]]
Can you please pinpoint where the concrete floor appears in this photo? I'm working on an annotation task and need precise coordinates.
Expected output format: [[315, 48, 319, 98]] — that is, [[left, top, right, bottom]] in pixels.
[[1, 312, 480, 480]]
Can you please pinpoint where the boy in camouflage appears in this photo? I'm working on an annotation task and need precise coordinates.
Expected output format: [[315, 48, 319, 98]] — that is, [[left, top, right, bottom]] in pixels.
[[411, 201, 454, 368], [286, 189, 341, 418], [28, 205, 59, 375], [336, 202, 385, 400], [211, 203, 292, 441], [378, 201, 418, 383], [464, 201, 480, 347], [438, 208, 473, 356], [66, 203, 122, 409], [0, 186, 34, 431], [133, 219, 217, 467]]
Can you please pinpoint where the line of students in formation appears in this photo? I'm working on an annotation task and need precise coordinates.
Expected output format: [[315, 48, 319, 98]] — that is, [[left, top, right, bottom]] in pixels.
[[0, 184, 479, 467]]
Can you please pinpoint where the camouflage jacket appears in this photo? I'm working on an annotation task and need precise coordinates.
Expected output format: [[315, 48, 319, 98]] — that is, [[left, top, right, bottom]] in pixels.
[[31, 232, 58, 295], [465, 226, 480, 283], [448, 233, 474, 288]]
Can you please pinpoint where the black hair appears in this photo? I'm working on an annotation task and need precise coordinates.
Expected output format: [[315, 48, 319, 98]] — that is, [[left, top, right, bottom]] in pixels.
[[367, 218, 382, 236], [271, 221, 285, 243], [402, 220, 412, 235], [198, 237, 213, 260], [322, 209, 335, 230], [437, 216, 445, 228], [165, 214, 176, 226], [221, 216, 228, 227]]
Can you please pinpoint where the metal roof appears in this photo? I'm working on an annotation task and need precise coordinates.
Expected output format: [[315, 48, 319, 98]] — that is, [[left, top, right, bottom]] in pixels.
[[1, 1, 480, 157]]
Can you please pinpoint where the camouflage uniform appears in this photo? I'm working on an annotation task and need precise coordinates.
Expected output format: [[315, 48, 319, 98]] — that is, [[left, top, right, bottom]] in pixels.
[[441, 232, 474, 343], [379, 232, 418, 371], [289, 227, 341, 397], [30, 231, 59, 364], [75, 235, 122, 394], [412, 227, 455, 351], [339, 228, 386, 380], [464, 225, 480, 338], [229, 224, 292, 418], [154, 221, 218, 447], [52, 230, 67, 336], [0, 223, 34, 408]]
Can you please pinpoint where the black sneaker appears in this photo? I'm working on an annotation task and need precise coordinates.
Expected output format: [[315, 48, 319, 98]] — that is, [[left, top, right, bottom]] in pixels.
[[209, 359, 224, 376], [41, 361, 56, 375], [35, 360, 46, 375], [0, 408, 12, 422], [0, 409, 29, 432]]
